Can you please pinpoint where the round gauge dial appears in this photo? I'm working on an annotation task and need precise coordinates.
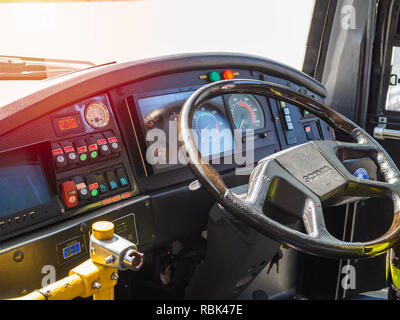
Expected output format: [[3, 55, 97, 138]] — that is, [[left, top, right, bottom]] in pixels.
[[228, 94, 265, 130], [84, 102, 110, 128], [192, 104, 233, 157]]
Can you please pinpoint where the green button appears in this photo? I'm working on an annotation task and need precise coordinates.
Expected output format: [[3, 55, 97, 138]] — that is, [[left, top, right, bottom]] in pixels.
[[208, 71, 220, 82], [80, 154, 87, 161], [91, 189, 98, 197], [90, 151, 98, 159]]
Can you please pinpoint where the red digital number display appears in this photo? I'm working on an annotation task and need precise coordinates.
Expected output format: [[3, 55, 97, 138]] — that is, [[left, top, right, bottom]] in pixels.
[[58, 117, 78, 131]]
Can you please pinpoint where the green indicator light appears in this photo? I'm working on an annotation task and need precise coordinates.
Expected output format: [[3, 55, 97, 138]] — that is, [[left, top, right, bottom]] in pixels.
[[90, 151, 98, 159], [304, 110, 310, 116], [208, 71, 220, 82], [91, 189, 98, 197], [80, 154, 87, 161]]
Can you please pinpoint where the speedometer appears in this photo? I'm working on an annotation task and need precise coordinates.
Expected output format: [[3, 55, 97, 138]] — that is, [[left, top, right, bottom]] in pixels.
[[84, 101, 110, 128], [228, 94, 265, 130], [192, 104, 233, 157]]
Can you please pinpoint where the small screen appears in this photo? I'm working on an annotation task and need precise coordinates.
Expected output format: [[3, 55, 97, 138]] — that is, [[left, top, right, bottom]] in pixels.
[[0, 161, 50, 218], [53, 113, 83, 135], [58, 117, 79, 131], [63, 242, 81, 259]]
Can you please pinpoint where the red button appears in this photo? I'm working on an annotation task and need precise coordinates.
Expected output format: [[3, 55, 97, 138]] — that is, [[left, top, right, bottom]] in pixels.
[[223, 69, 234, 80], [107, 137, 117, 143], [61, 181, 78, 208], [77, 146, 87, 154], [52, 148, 63, 156], [97, 139, 107, 145], [89, 183, 99, 191], [63, 146, 75, 153]]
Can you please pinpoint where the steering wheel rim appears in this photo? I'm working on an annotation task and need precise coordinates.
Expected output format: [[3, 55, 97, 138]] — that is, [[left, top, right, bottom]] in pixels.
[[178, 79, 400, 259]]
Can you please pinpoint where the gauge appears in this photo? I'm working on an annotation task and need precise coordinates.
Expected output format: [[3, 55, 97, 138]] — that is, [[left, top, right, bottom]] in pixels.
[[84, 102, 110, 128], [192, 104, 233, 157], [228, 94, 265, 130]]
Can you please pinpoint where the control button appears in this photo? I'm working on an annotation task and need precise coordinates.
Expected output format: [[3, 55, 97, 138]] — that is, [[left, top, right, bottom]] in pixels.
[[61, 142, 79, 165], [285, 115, 291, 123], [28, 211, 36, 219], [304, 125, 314, 140], [287, 122, 294, 130], [105, 171, 119, 190], [15, 216, 20, 224], [116, 168, 129, 187], [208, 71, 220, 82], [56, 155, 66, 165], [94, 134, 111, 156], [52, 143, 67, 168], [85, 174, 99, 197], [73, 176, 91, 200], [85, 137, 99, 161], [0, 221, 4, 229], [96, 174, 109, 194], [103, 131, 121, 153], [61, 181, 78, 208], [74, 139, 88, 163], [283, 108, 290, 115]]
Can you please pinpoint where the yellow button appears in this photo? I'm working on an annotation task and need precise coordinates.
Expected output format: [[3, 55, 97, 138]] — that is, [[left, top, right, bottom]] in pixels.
[[92, 221, 114, 240]]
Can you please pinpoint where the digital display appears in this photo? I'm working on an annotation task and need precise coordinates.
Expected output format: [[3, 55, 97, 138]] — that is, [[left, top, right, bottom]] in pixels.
[[58, 117, 79, 131], [0, 160, 51, 218], [63, 242, 81, 259], [53, 113, 83, 135]]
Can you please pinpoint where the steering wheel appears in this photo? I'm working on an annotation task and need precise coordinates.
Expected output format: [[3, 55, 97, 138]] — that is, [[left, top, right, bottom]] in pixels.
[[178, 79, 400, 259]]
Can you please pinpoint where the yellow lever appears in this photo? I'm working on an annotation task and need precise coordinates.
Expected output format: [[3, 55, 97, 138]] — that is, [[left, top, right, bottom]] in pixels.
[[11, 220, 143, 300]]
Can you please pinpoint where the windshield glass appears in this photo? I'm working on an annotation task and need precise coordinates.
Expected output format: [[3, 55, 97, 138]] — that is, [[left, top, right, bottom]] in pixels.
[[0, 0, 315, 78]]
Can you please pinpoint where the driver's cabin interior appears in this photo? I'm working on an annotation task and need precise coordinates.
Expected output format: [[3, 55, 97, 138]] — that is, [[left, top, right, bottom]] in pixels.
[[2, 0, 400, 303]]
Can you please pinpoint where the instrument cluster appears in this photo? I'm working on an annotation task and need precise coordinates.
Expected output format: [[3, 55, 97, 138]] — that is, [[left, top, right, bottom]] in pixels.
[[138, 90, 267, 169]]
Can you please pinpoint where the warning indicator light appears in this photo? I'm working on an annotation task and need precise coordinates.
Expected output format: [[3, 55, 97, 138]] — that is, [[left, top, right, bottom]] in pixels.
[[223, 70, 234, 80]]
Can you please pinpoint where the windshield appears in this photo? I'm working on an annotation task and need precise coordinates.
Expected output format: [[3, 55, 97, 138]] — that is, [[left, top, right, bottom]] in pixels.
[[0, 0, 315, 78]]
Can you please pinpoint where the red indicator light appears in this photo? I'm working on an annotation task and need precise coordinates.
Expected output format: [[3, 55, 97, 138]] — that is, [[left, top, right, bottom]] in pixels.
[[89, 144, 98, 151], [89, 183, 98, 191], [107, 137, 117, 143], [112, 195, 121, 203], [102, 198, 112, 205], [305, 126, 311, 133], [64, 146, 74, 153], [223, 69, 234, 80], [52, 148, 63, 156], [121, 192, 131, 199], [97, 139, 107, 145], [77, 146, 87, 154]]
